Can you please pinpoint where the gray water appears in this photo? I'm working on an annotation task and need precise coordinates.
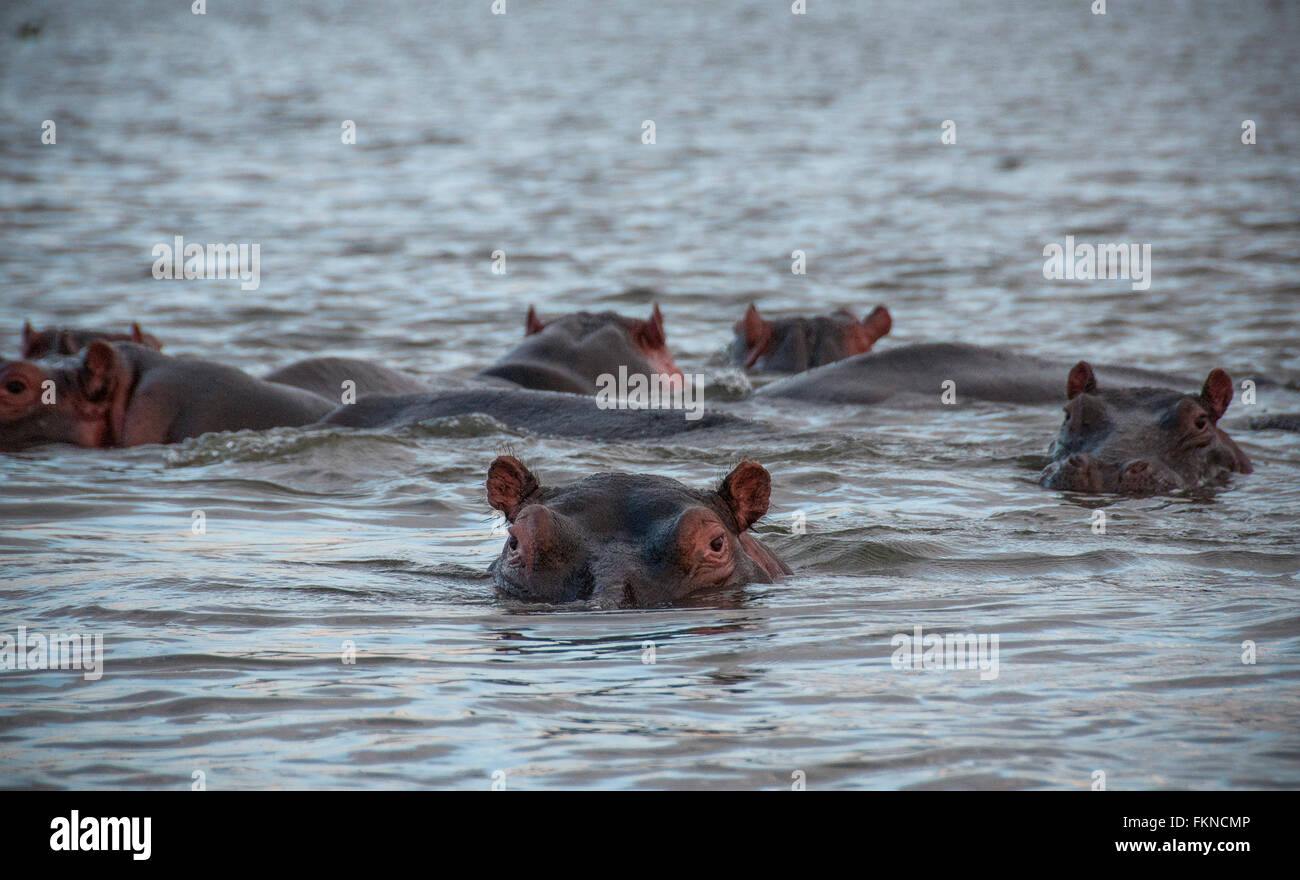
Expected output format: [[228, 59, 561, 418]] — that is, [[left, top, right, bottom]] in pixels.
[[1, 0, 1298, 790]]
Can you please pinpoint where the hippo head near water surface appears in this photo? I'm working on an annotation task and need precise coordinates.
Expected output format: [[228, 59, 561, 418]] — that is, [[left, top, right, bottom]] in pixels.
[[0, 340, 333, 450], [21, 320, 162, 360], [485, 456, 790, 607], [731, 303, 892, 372], [1039, 361, 1253, 494], [479, 304, 683, 394]]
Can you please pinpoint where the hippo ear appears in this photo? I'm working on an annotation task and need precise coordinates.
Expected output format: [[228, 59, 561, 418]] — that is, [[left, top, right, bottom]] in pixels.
[[739, 304, 772, 368], [641, 304, 667, 348], [487, 455, 540, 522], [1067, 361, 1098, 399], [861, 304, 892, 342], [1200, 369, 1233, 422], [78, 341, 119, 403], [718, 460, 771, 532], [131, 322, 147, 344], [58, 330, 78, 355], [525, 306, 545, 336], [20, 322, 39, 359]]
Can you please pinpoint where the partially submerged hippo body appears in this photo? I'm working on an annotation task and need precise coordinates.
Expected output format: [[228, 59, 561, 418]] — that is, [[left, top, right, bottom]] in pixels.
[[479, 305, 682, 394], [21, 321, 162, 359], [1039, 362, 1253, 494], [320, 387, 746, 440], [756, 342, 1200, 405], [732, 304, 892, 372], [0, 342, 333, 450], [485, 456, 790, 606], [264, 356, 434, 400]]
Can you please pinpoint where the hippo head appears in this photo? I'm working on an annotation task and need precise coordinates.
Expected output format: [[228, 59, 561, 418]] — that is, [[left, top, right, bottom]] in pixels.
[[480, 305, 683, 395], [1039, 361, 1253, 494], [21, 320, 161, 360], [485, 456, 788, 606], [731, 303, 891, 372], [0, 342, 127, 450]]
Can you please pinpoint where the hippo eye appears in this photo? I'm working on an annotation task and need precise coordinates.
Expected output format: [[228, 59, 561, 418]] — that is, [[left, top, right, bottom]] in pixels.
[[1194, 415, 1209, 431], [709, 535, 725, 553], [507, 535, 518, 550], [5, 380, 25, 394]]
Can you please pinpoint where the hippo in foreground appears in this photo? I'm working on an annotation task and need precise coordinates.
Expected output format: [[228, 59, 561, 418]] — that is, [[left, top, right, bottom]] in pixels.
[[732, 304, 892, 372], [1039, 361, 1253, 494], [21, 320, 162, 359], [480, 304, 683, 394], [485, 456, 790, 607]]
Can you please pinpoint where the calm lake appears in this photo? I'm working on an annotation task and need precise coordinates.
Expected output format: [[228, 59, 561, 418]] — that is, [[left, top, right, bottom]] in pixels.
[[1, 0, 1297, 789]]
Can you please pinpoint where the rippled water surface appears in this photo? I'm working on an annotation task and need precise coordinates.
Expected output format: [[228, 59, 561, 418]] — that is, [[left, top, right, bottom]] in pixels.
[[1, 0, 1298, 789]]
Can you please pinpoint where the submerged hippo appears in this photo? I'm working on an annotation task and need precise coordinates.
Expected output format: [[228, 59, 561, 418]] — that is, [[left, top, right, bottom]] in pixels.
[[321, 387, 747, 440], [732, 303, 892, 372], [0, 341, 333, 449], [479, 304, 683, 394], [264, 356, 434, 399], [21, 320, 162, 359], [1039, 361, 1253, 494], [756, 342, 1201, 405], [485, 456, 790, 606]]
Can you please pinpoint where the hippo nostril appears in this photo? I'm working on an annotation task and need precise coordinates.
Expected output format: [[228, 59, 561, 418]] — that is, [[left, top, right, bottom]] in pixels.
[[5, 381, 24, 394]]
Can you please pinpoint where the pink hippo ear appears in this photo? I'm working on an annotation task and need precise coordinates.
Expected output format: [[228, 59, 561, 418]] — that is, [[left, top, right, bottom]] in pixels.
[[718, 460, 772, 532], [1067, 361, 1098, 399], [847, 304, 892, 355], [637, 303, 667, 349], [21, 322, 44, 359], [862, 305, 892, 342], [1200, 369, 1233, 422], [131, 322, 162, 351], [525, 306, 546, 336], [737, 304, 773, 369], [77, 341, 120, 403], [487, 455, 540, 522]]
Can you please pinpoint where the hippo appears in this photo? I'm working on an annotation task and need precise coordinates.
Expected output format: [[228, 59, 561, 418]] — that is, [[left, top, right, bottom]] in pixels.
[[484, 456, 790, 606], [21, 321, 162, 359], [264, 356, 434, 400], [0, 341, 334, 450], [320, 387, 747, 440], [732, 304, 892, 372], [1039, 361, 1253, 494], [755, 342, 1203, 405], [479, 304, 683, 394]]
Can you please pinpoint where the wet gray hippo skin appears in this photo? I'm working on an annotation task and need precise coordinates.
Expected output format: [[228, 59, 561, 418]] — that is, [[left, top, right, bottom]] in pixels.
[[0, 341, 334, 450], [755, 342, 1202, 405], [732, 304, 892, 372], [320, 387, 746, 440], [21, 320, 162, 359], [479, 304, 683, 394], [485, 456, 790, 607], [1040, 361, 1253, 494], [263, 356, 434, 400]]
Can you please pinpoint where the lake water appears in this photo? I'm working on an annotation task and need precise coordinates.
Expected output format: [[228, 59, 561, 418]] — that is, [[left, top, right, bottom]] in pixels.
[[1, 0, 1298, 789]]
